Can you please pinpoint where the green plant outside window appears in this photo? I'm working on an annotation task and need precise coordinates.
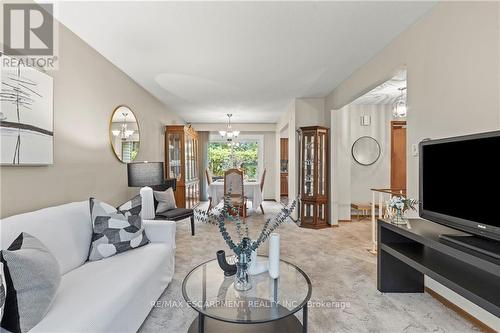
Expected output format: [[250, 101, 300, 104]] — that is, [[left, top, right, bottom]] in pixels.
[[208, 142, 259, 180]]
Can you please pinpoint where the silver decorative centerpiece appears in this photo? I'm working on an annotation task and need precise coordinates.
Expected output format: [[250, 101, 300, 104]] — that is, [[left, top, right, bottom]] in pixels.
[[196, 193, 297, 291], [387, 196, 418, 225]]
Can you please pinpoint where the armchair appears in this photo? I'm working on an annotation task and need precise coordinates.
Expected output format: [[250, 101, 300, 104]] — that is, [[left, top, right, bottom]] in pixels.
[[149, 179, 196, 236]]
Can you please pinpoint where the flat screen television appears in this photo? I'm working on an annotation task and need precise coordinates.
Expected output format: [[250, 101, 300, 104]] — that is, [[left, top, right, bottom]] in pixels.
[[419, 130, 500, 241]]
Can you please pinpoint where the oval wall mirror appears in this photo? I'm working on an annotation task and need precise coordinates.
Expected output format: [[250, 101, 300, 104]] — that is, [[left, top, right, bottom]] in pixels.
[[109, 105, 140, 163], [351, 136, 381, 166]]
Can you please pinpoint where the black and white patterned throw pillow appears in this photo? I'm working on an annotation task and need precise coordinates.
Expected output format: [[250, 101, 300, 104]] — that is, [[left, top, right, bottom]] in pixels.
[[88, 198, 149, 261], [117, 194, 142, 216], [1, 233, 61, 333]]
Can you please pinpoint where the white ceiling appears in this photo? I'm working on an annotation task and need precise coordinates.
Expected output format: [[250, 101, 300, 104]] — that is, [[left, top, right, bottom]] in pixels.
[[56, 1, 435, 123]]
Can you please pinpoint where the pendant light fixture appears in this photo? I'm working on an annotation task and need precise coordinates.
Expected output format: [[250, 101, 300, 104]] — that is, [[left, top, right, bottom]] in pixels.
[[393, 87, 407, 118], [112, 112, 135, 139], [219, 114, 240, 142]]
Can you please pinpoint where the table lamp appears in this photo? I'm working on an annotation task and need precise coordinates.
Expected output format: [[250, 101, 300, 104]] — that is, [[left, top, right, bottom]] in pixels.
[[127, 161, 164, 220]]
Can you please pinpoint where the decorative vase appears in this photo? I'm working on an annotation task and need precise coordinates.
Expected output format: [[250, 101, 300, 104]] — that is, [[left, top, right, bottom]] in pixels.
[[216, 250, 236, 276], [234, 251, 252, 291], [391, 208, 407, 225]]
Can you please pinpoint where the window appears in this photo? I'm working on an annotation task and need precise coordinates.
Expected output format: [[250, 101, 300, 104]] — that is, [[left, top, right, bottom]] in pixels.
[[121, 141, 139, 163], [208, 141, 260, 180]]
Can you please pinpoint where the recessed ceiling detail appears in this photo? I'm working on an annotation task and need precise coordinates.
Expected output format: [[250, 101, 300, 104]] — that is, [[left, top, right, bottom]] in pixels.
[[351, 73, 407, 105], [56, 2, 435, 123]]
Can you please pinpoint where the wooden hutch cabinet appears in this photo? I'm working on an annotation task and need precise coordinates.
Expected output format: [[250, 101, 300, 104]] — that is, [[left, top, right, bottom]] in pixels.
[[165, 125, 200, 208], [299, 126, 329, 228], [280, 138, 289, 197]]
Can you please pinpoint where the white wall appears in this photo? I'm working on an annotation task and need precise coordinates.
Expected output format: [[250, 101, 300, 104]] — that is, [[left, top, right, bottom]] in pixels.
[[334, 104, 404, 219], [330, 107, 349, 223], [275, 102, 297, 212], [327, 2, 500, 200], [295, 98, 328, 127], [326, 2, 500, 327], [349, 105, 396, 204]]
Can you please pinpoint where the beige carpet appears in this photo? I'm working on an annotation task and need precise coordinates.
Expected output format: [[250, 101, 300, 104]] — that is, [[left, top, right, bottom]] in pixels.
[[139, 201, 479, 333]]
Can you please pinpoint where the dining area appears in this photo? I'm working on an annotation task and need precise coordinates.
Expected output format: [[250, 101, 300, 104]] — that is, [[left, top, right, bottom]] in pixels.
[[205, 168, 266, 217]]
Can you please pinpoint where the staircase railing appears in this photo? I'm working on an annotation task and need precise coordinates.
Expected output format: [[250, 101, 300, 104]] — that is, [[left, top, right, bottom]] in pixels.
[[369, 188, 406, 254]]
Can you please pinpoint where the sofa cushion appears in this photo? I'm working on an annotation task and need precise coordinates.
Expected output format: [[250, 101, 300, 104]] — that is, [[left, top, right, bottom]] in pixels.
[[88, 198, 149, 261], [155, 208, 193, 221], [1, 233, 61, 333], [30, 243, 174, 333], [1, 201, 92, 275], [151, 180, 176, 211], [154, 188, 177, 213]]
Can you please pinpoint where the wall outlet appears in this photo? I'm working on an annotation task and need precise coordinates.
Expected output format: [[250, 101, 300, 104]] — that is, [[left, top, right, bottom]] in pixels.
[[411, 144, 419, 157]]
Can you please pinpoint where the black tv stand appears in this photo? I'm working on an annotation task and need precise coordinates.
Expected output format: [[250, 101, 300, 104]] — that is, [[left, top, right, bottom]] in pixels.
[[377, 218, 500, 318], [439, 234, 500, 260]]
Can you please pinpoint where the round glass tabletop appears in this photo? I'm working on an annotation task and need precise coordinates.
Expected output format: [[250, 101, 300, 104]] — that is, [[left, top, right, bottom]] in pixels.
[[182, 256, 312, 324]]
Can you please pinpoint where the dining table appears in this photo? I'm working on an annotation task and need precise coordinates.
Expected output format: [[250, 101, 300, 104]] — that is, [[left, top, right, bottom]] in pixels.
[[208, 179, 263, 211]]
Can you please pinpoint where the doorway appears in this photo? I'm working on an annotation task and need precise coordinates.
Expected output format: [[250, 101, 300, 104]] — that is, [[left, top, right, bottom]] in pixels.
[[390, 121, 407, 193], [280, 137, 288, 198], [333, 70, 407, 222]]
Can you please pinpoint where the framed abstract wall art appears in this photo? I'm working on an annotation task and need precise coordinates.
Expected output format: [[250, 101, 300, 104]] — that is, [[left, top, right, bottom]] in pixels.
[[0, 55, 54, 165]]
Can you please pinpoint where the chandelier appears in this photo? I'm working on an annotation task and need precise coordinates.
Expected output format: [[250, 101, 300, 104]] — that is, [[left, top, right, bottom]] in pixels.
[[219, 114, 240, 142], [393, 87, 407, 118], [112, 112, 135, 139]]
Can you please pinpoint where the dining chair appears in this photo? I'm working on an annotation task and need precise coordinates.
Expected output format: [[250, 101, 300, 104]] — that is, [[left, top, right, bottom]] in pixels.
[[205, 168, 213, 185], [224, 168, 247, 218], [205, 168, 213, 212], [258, 169, 266, 214], [244, 168, 266, 214]]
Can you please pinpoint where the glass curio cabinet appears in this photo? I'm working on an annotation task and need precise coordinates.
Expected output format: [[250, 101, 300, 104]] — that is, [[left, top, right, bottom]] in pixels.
[[165, 125, 200, 208], [299, 126, 329, 228]]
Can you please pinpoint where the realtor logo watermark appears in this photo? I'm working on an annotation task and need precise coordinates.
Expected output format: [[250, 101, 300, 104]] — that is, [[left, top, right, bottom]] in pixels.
[[2, 2, 58, 69]]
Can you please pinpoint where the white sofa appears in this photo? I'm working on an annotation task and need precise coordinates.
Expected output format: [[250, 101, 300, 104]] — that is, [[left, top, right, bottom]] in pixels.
[[1, 201, 176, 333]]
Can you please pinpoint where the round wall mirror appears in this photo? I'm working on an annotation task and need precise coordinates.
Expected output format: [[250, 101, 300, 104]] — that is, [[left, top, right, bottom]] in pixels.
[[109, 106, 140, 163], [351, 136, 381, 166]]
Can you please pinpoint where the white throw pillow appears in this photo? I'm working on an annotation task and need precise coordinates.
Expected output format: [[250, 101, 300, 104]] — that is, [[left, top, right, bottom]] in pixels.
[[154, 188, 177, 213]]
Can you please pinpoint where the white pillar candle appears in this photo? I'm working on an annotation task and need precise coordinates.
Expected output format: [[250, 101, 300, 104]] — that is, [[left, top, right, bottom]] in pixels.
[[268, 233, 280, 279], [140, 186, 155, 220]]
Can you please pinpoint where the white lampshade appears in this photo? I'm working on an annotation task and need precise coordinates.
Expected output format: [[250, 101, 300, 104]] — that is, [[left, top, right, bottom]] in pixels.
[[233, 130, 240, 137], [112, 130, 120, 136], [219, 130, 227, 137]]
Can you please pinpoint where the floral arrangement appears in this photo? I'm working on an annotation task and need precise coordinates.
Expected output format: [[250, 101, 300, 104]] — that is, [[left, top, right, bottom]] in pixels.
[[388, 196, 417, 212], [195, 193, 297, 256], [195, 191, 297, 290], [387, 196, 418, 224]]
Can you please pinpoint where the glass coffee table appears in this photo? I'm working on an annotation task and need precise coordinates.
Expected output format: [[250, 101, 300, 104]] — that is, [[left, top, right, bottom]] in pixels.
[[182, 256, 312, 333]]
